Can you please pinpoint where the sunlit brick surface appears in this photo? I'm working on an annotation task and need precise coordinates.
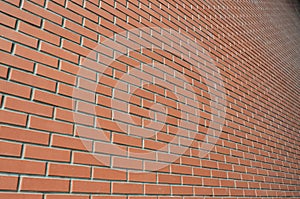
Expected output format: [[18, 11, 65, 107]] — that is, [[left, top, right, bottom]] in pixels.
[[0, 0, 299, 198]]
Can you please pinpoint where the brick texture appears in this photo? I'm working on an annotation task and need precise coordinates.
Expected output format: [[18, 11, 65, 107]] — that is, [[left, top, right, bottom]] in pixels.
[[0, 0, 299, 198]]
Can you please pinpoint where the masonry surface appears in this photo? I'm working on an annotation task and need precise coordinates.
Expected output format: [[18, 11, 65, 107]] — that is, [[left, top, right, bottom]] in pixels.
[[0, 0, 300, 198]]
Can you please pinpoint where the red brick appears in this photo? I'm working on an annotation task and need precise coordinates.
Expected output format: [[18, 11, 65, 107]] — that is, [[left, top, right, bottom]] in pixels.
[[65, 20, 97, 41], [2, 0, 20, 7], [210, 167, 227, 177], [92, 196, 126, 199], [21, 177, 70, 192], [182, 176, 202, 185], [18, 21, 60, 45], [30, 115, 73, 135], [15, 45, 58, 67], [0, 12, 16, 28], [24, 145, 70, 162], [128, 147, 156, 160], [52, 134, 92, 151], [102, 1, 126, 21], [84, 19, 113, 39], [37, 63, 76, 84], [145, 184, 171, 195], [82, 75, 111, 93], [28, 0, 45, 6], [171, 164, 192, 175], [60, 60, 97, 81], [73, 151, 110, 166], [158, 173, 181, 184], [128, 197, 156, 199], [113, 133, 142, 147], [100, 18, 123, 34], [0, 126, 49, 145], [0, 24, 37, 48], [10, 69, 56, 92], [113, 156, 143, 170], [144, 139, 168, 151], [96, 73, 117, 87], [75, 125, 110, 141], [0, 38, 12, 52], [203, 178, 220, 187], [128, 172, 156, 183], [85, 1, 114, 22], [72, 180, 110, 194], [0, 109, 27, 126], [93, 167, 126, 181], [66, 1, 98, 22], [48, 163, 90, 178], [5, 96, 53, 117], [96, 95, 113, 108], [0, 79, 31, 98], [172, 185, 193, 195], [0, 157, 45, 175], [0, 193, 42, 199], [40, 41, 79, 63], [181, 156, 200, 167], [144, 161, 170, 173], [45, 195, 89, 199], [0, 1, 41, 26], [0, 51, 34, 72], [51, 0, 65, 6], [0, 65, 8, 78], [113, 112, 141, 128], [228, 172, 242, 180], [43, 20, 80, 43], [112, 182, 143, 194], [96, 118, 127, 133], [129, 104, 151, 118], [201, 160, 218, 169], [0, 176, 18, 190], [23, 1, 62, 25], [33, 89, 74, 109], [55, 107, 94, 126], [47, 1, 82, 24], [58, 83, 95, 103], [0, 140, 22, 157], [62, 39, 97, 60], [194, 187, 213, 196]]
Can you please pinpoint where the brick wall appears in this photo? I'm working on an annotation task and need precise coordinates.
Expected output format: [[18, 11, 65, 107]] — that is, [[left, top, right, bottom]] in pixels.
[[0, 0, 300, 198]]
